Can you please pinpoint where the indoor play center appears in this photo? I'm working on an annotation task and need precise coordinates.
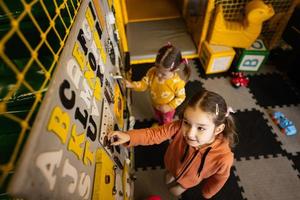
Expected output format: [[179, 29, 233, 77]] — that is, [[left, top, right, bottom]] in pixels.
[[0, 0, 299, 199]]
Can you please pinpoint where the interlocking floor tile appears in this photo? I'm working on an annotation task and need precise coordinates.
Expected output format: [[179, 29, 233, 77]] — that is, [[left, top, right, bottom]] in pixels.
[[234, 109, 284, 159], [200, 77, 260, 112], [234, 156, 300, 200], [133, 119, 169, 170], [182, 167, 244, 200], [248, 73, 300, 108]]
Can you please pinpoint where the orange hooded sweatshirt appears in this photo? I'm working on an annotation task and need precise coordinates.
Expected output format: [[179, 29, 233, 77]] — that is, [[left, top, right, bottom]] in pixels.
[[126, 120, 234, 199]]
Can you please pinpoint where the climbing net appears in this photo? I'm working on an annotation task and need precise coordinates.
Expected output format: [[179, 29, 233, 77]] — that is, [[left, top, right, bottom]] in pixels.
[[0, 0, 81, 193]]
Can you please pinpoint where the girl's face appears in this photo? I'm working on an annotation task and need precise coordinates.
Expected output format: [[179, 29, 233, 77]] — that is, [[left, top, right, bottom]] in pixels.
[[181, 106, 224, 148], [156, 65, 174, 79]]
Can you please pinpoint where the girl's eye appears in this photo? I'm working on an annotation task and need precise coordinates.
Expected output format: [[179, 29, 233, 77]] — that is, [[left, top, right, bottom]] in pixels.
[[158, 72, 166, 77], [183, 120, 189, 125], [197, 127, 204, 131]]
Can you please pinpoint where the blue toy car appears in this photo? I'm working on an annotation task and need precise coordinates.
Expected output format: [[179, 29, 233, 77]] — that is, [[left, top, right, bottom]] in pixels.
[[272, 111, 297, 136]]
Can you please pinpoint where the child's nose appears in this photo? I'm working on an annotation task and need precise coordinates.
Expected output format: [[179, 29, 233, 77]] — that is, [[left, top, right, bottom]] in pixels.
[[186, 127, 195, 138]]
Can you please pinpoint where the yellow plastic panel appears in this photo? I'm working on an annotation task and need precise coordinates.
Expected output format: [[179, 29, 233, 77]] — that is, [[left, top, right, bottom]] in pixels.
[[197, 0, 215, 55], [126, 0, 181, 22], [113, 0, 129, 52], [92, 149, 116, 200], [122, 160, 131, 200], [130, 54, 198, 65], [121, 0, 128, 24]]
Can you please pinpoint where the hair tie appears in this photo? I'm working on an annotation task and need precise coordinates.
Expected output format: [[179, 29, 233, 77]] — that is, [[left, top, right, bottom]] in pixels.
[[182, 58, 188, 65], [225, 107, 235, 117], [166, 42, 172, 47]]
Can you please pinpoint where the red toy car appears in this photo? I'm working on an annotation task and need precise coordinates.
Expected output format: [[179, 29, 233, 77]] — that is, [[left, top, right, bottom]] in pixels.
[[231, 72, 249, 88]]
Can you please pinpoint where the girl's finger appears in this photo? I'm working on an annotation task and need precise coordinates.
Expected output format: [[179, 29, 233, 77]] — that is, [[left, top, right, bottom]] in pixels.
[[108, 131, 118, 139], [111, 140, 125, 146]]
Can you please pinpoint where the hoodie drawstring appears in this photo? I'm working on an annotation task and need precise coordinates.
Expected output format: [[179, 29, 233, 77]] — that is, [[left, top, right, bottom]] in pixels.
[[197, 147, 212, 176], [180, 145, 189, 163]]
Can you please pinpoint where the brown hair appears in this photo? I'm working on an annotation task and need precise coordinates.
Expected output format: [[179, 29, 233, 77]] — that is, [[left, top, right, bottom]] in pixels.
[[155, 44, 191, 81], [187, 90, 238, 148]]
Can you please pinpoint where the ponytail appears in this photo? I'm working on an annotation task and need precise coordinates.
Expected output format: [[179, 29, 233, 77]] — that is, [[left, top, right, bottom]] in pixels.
[[223, 115, 238, 149], [181, 58, 191, 82]]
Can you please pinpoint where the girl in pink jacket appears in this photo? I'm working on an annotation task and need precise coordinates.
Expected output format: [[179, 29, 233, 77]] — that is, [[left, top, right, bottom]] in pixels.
[[109, 90, 237, 199]]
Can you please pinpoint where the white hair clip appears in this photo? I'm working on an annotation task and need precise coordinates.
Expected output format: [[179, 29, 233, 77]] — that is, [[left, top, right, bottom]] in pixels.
[[215, 104, 219, 116], [225, 107, 235, 117]]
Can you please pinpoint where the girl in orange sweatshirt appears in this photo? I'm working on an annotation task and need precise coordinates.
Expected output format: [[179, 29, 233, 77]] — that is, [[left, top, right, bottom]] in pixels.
[[109, 90, 238, 199]]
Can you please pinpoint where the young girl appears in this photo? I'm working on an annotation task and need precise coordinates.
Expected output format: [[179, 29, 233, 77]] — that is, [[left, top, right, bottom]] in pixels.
[[108, 90, 237, 199], [125, 43, 190, 125]]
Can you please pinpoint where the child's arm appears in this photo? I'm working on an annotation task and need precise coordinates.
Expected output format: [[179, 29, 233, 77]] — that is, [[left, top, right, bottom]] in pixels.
[[201, 156, 233, 199], [168, 80, 186, 109], [108, 121, 181, 146], [125, 78, 148, 91], [108, 131, 130, 145], [125, 67, 155, 92]]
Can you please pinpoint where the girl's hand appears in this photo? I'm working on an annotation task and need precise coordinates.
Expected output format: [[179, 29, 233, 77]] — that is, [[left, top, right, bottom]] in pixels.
[[158, 104, 173, 113], [108, 131, 130, 145], [124, 80, 134, 88]]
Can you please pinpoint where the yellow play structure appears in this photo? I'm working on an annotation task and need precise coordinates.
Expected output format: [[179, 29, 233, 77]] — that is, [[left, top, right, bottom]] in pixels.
[[208, 0, 275, 48], [114, 0, 298, 64]]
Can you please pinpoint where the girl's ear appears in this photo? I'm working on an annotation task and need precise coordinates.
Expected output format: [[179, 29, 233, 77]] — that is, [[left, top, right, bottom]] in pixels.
[[214, 123, 225, 135]]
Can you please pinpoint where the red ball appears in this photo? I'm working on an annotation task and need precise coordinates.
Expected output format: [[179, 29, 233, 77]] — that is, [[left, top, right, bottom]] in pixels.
[[146, 195, 162, 200]]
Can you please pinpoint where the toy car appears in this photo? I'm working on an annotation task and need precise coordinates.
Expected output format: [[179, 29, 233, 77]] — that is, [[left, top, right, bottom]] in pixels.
[[271, 111, 297, 136], [231, 72, 249, 88]]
